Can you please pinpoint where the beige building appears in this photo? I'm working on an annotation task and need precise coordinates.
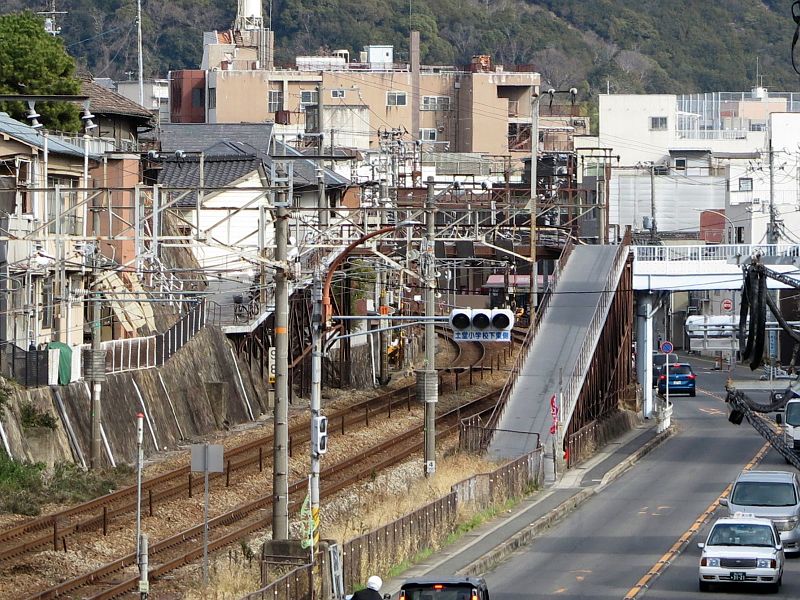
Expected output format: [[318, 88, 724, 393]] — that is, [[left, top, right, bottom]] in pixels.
[[192, 35, 540, 157]]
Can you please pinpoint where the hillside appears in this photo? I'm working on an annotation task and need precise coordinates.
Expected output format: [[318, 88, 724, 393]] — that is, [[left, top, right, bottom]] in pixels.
[[4, 0, 799, 96]]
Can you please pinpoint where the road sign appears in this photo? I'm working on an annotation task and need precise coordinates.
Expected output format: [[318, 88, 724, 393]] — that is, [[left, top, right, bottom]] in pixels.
[[721, 298, 733, 311], [660, 341, 673, 354]]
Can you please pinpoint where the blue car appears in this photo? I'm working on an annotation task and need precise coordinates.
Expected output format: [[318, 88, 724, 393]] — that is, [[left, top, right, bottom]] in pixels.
[[657, 362, 696, 397]]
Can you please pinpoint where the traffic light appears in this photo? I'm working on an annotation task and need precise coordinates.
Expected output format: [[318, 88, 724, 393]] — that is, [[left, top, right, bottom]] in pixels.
[[312, 416, 328, 454], [448, 308, 514, 342]]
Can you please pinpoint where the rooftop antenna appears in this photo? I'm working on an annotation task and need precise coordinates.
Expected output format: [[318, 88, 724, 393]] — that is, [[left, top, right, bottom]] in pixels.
[[37, 1, 66, 36]]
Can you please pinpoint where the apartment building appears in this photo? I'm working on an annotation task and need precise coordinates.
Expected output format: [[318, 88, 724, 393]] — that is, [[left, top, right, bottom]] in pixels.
[[583, 89, 800, 239], [172, 35, 540, 157]]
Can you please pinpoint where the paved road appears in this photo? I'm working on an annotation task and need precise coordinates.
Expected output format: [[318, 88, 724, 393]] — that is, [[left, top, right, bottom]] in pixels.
[[485, 358, 789, 599]]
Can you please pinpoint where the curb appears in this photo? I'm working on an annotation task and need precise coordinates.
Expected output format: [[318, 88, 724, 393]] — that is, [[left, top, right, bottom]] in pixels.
[[456, 425, 676, 578]]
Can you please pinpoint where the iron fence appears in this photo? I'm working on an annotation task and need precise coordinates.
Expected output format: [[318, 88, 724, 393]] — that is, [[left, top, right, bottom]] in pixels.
[[340, 446, 543, 593], [0, 343, 49, 387], [79, 300, 207, 376]]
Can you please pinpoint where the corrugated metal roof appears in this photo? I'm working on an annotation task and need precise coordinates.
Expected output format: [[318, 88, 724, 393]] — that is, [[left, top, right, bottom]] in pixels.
[[0, 112, 91, 159]]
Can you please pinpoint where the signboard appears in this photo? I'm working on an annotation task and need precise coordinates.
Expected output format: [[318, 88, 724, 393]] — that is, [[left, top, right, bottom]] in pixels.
[[660, 341, 673, 354], [721, 298, 733, 311], [268, 347, 276, 384], [191, 444, 224, 473], [549, 394, 559, 435], [453, 330, 511, 342]]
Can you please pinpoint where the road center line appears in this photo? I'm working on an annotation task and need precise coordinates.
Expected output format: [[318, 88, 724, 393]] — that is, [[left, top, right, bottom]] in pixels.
[[622, 439, 771, 599]]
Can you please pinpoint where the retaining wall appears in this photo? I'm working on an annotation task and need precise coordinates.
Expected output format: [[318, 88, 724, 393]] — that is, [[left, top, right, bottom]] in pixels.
[[0, 326, 269, 467]]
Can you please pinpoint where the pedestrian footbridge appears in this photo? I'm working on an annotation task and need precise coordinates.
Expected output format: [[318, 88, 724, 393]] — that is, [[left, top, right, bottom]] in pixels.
[[484, 241, 800, 472]]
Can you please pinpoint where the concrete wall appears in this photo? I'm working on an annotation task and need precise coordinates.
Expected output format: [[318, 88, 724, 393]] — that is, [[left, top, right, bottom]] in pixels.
[[0, 326, 269, 466]]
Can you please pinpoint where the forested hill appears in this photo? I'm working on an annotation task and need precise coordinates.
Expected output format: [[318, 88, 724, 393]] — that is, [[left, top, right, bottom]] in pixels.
[[4, 0, 799, 96]]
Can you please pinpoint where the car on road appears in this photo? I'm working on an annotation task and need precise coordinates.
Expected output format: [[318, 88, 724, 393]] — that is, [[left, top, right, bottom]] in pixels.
[[651, 353, 667, 387], [657, 362, 696, 396], [398, 576, 490, 600], [698, 513, 784, 592], [720, 470, 800, 554]]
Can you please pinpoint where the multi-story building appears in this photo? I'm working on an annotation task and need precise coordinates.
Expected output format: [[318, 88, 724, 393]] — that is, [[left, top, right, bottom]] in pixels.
[[171, 32, 540, 157], [582, 88, 800, 240], [116, 79, 171, 125]]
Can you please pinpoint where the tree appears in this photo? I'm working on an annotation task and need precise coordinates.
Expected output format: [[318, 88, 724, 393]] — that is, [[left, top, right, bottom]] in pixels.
[[0, 12, 81, 131]]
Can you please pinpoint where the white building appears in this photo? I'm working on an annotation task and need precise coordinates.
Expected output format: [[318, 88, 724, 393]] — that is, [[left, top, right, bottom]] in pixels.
[[587, 89, 800, 240]]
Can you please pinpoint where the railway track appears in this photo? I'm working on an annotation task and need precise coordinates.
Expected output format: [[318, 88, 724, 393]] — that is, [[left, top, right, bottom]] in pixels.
[[26, 389, 501, 600], [0, 326, 519, 571]]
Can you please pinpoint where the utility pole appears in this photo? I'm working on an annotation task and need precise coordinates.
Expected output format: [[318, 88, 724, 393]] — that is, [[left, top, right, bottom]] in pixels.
[[136, 0, 144, 106], [420, 177, 437, 477], [529, 90, 540, 319], [272, 189, 289, 540], [89, 190, 105, 469], [649, 163, 657, 242], [379, 272, 389, 385], [317, 164, 328, 229], [309, 273, 322, 538], [768, 139, 777, 244]]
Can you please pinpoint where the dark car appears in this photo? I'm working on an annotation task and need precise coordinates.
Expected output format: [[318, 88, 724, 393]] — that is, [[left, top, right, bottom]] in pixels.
[[652, 353, 667, 387], [657, 362, 696, 396], [399, 576, 490, 600]]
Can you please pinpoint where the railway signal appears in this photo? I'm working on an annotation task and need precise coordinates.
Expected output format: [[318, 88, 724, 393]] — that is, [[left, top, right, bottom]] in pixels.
[[449, 308, 515, 342]]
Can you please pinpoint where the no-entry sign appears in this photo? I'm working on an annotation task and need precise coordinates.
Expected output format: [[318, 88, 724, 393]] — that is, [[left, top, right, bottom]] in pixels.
[[722, 298, 733, 311]]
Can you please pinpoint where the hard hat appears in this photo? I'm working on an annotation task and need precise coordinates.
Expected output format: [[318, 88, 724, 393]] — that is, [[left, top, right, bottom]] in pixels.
[[367, 575, 382, 591]]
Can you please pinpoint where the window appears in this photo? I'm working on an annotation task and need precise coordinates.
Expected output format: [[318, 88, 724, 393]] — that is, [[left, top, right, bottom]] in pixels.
[[191, 87, 204, 108], [387, 91, 407, 107], [269, 90, 284, 113], [674, 158, 686, 171], [331, 89, 346, 99], [649, 116, 668, 131], [208, 88, 216, 110], [419, 128, 437, 141], [422, 95, 451, 111], [41, 281, 53, 329], [739, 177, 753, 192], [300, 90, 318, 109], [735, 226, 745, 243]]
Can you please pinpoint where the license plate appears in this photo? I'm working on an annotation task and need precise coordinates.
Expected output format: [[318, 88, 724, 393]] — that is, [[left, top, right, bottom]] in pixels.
[[729, 572, 746, 581]]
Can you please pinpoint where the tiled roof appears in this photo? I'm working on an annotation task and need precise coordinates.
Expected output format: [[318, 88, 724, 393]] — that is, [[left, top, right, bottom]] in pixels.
[[0, 112, 93, 159], [81, 78, 153, 121], [158, 123, 349, 188], [157, 154, 263, 207]]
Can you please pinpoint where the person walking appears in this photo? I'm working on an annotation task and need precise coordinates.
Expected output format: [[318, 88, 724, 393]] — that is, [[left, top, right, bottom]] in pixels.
[[351, 575, 383, 600]]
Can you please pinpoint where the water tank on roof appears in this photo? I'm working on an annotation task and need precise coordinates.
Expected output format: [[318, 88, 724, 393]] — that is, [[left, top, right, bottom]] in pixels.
[[241, 0, 263, 21]]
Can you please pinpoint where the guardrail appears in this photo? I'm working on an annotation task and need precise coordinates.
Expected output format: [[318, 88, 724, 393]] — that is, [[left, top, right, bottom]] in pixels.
[[559, 234, 631, 439], [482, 235, 575, 445]]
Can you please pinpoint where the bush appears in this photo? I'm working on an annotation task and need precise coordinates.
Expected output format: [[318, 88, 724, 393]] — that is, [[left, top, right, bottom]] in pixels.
[[20, 402, 58, 430], [0, 450, 131, 515]]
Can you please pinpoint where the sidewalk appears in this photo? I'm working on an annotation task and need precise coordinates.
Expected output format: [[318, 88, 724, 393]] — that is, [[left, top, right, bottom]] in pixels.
[[381, 419, 674, 597]]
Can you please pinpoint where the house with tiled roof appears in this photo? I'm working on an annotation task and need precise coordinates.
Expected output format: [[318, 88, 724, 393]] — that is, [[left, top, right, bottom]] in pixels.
[[79, 78, 154, 152]]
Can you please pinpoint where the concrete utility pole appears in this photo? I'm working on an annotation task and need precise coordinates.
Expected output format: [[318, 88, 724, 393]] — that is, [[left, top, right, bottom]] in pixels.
[[309, 274, 322, 534], [317, 165, 328, 229], [272, 190, 289, 540], [768, 139, 777, 244], [136, 0, 144, 106], [529, 90, 540, 318], [649, 164, 657, 241], [420, 178, 438, 477], [89, 191, 105, 470], [379, 273, 389, 385]]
